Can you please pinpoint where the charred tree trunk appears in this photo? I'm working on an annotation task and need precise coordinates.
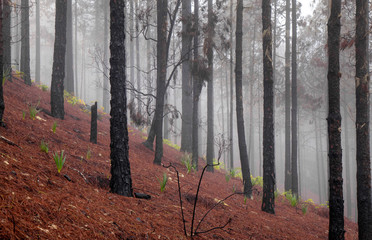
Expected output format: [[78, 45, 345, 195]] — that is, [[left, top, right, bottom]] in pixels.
[[261, 0, 275, 214], [235, 0, 252, 196], [206, 0, 214, 172], [291, 0, 298, 197], [153, 0, 168, 165], [65, 0, 74, 94], [51, 0, 67, 120], [327, 0, 344, 238], [109, 0, 133, 197], [355, 0, 372, 238], [0, 0, 4, 126], [21, 0, 31, 85], [180, 0, 193, 153], [284, 0, 291, 192], [90, 102, 98, 144], [3, 0, 11, 83]]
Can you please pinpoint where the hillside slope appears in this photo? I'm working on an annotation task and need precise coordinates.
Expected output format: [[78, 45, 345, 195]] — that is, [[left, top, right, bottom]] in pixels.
[[0, 77, 357, 239]]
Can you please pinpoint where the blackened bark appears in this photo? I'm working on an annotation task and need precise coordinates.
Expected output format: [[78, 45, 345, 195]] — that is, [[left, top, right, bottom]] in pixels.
[[51, 0, 67, 120], [327, 0, 344, 238], [153, 0, 168, 165], [21, 0, 31, 85], [206, 0, 214, 172], [284, 0, 291, 192], [35, 0, 40, 84], [291, 0, 298, 197], [0, 0, 4, 125], [65, 0, 74, 94], [181, 0, 193, 153], [3, 0, 11, 82], [261, 0, 275, 214], [355, 0, 372, 238], [235, 0, 252, 196], [192, 0, 201, 169], [109, 0, 133, 197], [90, 102, 97, 144]]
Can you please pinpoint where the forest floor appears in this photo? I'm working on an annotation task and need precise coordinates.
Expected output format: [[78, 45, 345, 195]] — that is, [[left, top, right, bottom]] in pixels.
[[0, 75, 358, 239]]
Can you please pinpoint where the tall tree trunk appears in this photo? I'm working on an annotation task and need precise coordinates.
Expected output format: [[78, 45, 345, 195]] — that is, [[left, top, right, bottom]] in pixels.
[[291, 0, 298, 197], [74, 0, 78, 94], [129, 0, 134, 103], [229, 0, 234, 170], [314, 112, 323, 203], [103, 0, 110, 112], [249, 22, 257, 176], [0, 0, 4, 126], [109, 0, 133, 197], [355, 0, 372, 238], [181, 0, 193, 153], [342, 94, 352, 219], [51, 0, 67, 120], [15, 1, 20, 70], [235, 0, 252, 196], [327, 0, 344, 238], [135, 0, 141, 113], [65, 0, 74, 93], [206, 0, 214, 172], [21, 0, 31, 85], [284, 0, 291, 192], [261, 0, 275, 214], [3, 0, 12, 82], [153, 0, 168, 165]]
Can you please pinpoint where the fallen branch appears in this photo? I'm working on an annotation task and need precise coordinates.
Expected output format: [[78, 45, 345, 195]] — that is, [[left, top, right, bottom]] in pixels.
[[0, 136, 21, 148], [68, 167, 88, 183]]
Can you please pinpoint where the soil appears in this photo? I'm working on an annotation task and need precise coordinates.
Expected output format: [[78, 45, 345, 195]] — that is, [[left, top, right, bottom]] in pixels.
[[0, 76, 358, 239]]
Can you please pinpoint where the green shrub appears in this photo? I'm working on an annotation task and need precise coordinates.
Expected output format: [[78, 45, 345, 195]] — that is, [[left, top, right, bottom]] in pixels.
[[41, 84, 48, 91], [29, 101, 41, 120], [22, 111, 26, 120], [181, 153, 194, 173], [251, 175, 263, 187], [301, 204, 308, 215], [40, 140, 49, 153], [53, 150, 66, 173], [52, 121, 57, 133], [225, 173, 231, 183], [163, 138, 180, 150], [157, 172, 168, 192], [86, 147, 92, 160], [283, 190, 298, 207]]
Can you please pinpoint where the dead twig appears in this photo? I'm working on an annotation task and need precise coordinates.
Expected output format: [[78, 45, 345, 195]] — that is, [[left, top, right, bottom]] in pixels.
[[68, 167, 88, 183], [0, 136, 21, 148]]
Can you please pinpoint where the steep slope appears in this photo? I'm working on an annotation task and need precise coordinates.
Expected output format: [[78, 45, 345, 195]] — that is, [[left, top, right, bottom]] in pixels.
[[0, 76, 357, 239]]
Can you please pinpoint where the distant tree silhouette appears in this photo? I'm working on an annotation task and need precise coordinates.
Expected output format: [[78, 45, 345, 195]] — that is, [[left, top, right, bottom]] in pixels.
[[0, 0, 5, 126], [109, 0, 133, 197], [65, 0, 74, 94], [261, 0, 276, 214], [21, 0, 31, 85], [50, 0, 67, 119], [3, 0, 11, 83]]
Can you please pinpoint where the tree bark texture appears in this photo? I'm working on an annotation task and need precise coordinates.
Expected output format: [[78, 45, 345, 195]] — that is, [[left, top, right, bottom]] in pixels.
[[291, 0, 298, 197], [284, 0, 291, 192], [355, 0, 372, 238], [235, 0, 252, 196], [21, 0, 31, 85], [153, 0, 168, 165], [0, 0, 4, 124], [109, 0, 133, 197], [192, 0, 201, 169], [103, 0, 110, 113], [206, 0, 214, 172], [3, 0, 11, 82], [65, 0, 74, 94], [229, 0, 234, 170], [327, 0, 344, 238], [181, 0, 193, 153], [51, 0, 67, 120], [90, 102, 97, 144], [261, 0, 275, 214]]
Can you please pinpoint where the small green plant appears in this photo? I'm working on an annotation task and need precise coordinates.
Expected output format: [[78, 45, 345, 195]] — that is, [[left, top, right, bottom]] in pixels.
[[301, 204, 308, 215], [29, 101, 41, 120], [284, 191, 298, 207], [244, 196, 248, 205], [41, 84, 48, 91], [52, 121, 57, 133], [225, 173, 231, 183], [181, 153, 195, 174], [251, 175, 263, 187], [40, 140, 49, 153], [22, 110, 26, 120], [53, 150, 66, 173], [86, 147, 92, 160], [229, 168, 237, 178], [3, 67, 10, 86], [163, 138, 181, 150], [157, 172, 168, 192], [274, 189, 279, 199]]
